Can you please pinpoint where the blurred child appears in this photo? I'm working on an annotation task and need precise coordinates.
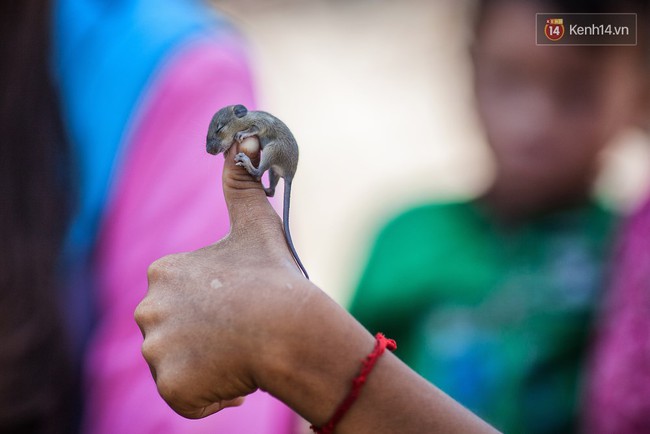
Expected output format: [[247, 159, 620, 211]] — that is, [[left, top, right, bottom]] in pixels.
[[350, 1, 649, 433], [1, 0, 295, 432]]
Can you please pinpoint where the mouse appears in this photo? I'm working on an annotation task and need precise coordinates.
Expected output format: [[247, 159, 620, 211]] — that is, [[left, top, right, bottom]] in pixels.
[[206, 104, 309, 280]]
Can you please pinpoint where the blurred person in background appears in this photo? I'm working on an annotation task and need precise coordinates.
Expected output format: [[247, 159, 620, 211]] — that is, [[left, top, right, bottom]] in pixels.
[[582, 193, 650, 434], [1, 0, 294, 432], [350, 0, 650, 433], [582, 137, 650, 431]]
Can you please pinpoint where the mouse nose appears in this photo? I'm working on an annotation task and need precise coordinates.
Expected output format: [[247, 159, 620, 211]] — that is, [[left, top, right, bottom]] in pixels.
[[206, 139, 220, 155]]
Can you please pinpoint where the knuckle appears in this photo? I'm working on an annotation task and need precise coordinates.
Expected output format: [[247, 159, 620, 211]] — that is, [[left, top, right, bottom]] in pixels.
[[140, 335, 158, 363], [134, 297, 161, 331], [147, 253, 189, 283], [146, 259, 166, 283], [133, 300, 149, 325]]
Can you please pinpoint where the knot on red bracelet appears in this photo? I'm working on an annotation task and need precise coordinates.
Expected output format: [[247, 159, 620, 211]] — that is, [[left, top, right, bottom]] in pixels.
[[311, 333, 397, 434]]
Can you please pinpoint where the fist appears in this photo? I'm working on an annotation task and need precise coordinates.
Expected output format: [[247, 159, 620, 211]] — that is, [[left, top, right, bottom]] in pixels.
[[135, 141, 304, 418]]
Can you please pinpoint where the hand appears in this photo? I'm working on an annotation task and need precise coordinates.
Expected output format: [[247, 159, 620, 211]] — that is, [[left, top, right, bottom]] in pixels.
[[134, 139, 499, 434], [134, 138, 308, 418]]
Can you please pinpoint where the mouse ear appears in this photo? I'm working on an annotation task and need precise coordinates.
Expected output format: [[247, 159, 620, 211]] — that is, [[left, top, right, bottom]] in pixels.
[[233, 104, 248, 118]]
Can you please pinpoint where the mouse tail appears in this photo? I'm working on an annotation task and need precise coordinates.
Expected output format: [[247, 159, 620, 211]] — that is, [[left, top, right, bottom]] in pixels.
[[283, 181, 309, 280]]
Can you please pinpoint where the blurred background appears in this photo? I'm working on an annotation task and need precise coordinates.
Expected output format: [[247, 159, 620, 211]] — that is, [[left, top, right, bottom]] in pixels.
[[213, 0, 650, 303], [5, 0, 648, 432]]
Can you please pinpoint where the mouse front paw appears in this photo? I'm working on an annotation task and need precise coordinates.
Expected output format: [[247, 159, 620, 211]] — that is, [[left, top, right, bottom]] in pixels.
[[235, 131, 248, 143]]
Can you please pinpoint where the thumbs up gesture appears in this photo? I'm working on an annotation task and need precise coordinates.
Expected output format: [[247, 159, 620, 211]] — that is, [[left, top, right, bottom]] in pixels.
[[135, 139, 305, 417]]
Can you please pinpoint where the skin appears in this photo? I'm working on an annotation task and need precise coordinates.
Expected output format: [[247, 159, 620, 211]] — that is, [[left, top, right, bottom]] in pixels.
[[206, 104, 309, 279], [135, 142, 500, 433], [474, 0, 648, 223]]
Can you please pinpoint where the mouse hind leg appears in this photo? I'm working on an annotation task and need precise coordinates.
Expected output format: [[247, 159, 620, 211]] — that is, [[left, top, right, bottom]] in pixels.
[[234, 141, 276, 182], [264, 168, 280, 197], [234, 151, 268, 179]]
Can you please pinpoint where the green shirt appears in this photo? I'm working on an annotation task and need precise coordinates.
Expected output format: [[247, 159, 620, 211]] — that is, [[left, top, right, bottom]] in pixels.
[[350, 201, 615, 434]]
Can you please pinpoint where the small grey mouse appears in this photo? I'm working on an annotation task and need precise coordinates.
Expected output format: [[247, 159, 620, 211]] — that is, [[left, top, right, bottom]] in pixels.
[[206, 104, 309, 279]]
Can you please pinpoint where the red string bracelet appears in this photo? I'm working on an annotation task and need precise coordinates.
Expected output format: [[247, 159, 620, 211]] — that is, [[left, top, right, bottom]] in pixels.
[[311, 333, 397, 434]]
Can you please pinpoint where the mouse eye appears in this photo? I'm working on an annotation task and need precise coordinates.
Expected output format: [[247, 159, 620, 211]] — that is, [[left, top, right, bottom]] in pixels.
[[215, 124, 224, 134]]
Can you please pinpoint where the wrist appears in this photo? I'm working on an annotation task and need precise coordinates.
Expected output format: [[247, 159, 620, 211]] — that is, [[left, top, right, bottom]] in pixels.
[[312, 333, 397, 434], [255, 280, 375, 426]]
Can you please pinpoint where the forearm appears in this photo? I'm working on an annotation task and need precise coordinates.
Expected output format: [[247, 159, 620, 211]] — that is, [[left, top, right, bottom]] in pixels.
[[343, 350, 500, 433], [261, 280, 499, 434]]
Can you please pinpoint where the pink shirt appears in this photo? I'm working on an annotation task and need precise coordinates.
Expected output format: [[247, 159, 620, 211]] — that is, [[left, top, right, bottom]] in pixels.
[[583, 195, 650, 433], [82, 37, 296, 434]]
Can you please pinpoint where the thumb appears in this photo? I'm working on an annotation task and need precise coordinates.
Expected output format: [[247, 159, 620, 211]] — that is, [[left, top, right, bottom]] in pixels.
[[221, 138, 284, 239]]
